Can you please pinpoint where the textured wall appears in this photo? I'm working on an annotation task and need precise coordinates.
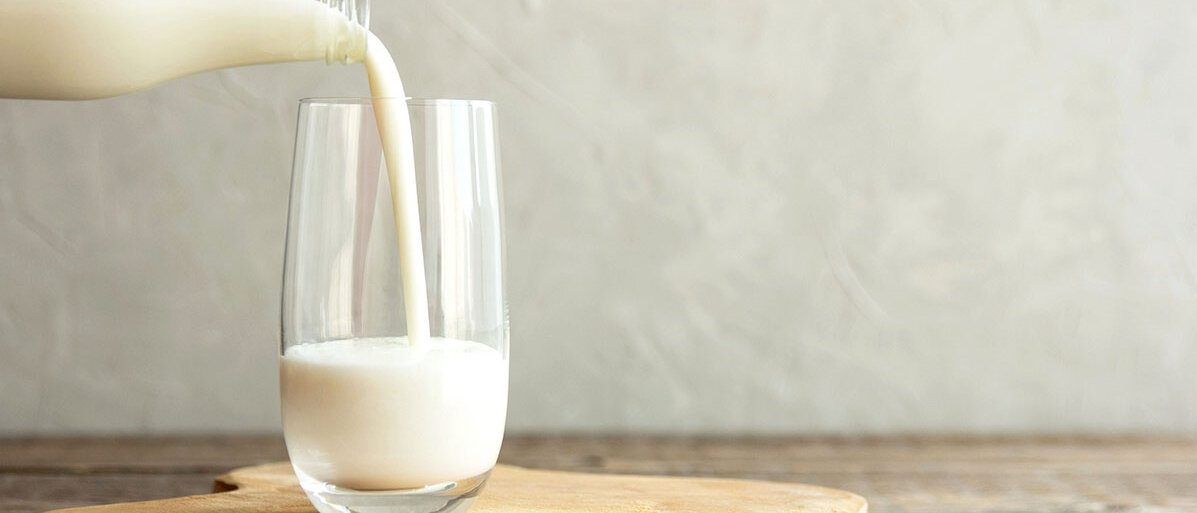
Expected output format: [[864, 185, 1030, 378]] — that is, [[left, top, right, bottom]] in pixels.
[[2, 1, 1196, 435]]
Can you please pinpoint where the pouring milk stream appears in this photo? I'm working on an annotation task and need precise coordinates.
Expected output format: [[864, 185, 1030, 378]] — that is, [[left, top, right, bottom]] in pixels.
[[0, 0, 427, 341], [0, 0, 506, 491]]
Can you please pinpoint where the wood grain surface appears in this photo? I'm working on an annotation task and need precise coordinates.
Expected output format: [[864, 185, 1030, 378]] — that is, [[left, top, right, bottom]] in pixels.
[[38, 462, 868, 513], [1, 436, 1194, 513]]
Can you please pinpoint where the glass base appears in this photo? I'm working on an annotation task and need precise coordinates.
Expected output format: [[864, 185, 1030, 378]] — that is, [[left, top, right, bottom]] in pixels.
[[296, 468, 491, 513]]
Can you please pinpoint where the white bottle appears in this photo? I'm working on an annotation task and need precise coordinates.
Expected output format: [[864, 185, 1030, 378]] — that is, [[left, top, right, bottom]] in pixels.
[[0, 0, 368, 100]]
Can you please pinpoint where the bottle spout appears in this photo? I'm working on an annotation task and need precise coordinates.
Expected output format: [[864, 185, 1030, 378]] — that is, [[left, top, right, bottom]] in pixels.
[[322, 0, 369, 64]]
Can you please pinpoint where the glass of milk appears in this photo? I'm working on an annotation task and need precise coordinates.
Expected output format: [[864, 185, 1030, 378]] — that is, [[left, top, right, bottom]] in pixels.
[[280, 98, 508, 513]]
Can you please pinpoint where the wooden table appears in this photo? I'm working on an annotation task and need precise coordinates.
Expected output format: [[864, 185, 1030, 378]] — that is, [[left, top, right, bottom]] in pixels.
[[1, 436, 1193, 512]]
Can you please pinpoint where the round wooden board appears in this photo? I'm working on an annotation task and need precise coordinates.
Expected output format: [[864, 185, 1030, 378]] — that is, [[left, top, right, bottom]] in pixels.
[[48, 462, 868, 513]]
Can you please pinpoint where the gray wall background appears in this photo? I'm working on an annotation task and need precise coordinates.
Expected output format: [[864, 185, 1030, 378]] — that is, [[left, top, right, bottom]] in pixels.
[[2, 1, 1196, 435]]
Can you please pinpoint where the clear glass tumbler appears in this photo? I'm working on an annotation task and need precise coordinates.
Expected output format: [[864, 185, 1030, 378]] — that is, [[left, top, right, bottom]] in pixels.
[[280, 98, 507, 513]]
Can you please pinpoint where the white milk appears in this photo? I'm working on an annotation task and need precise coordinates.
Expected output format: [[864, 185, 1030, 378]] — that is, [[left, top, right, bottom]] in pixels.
[[280, 338, 508, 490], [0, 0, 366, 100], [363, 33, 431, 344]]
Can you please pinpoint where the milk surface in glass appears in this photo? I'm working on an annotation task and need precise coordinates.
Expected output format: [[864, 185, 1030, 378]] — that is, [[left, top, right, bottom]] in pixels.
[[281, 337, 508, 490]]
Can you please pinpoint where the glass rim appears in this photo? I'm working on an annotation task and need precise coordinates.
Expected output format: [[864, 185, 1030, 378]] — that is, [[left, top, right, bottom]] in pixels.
[[298, 97, 495, 107]]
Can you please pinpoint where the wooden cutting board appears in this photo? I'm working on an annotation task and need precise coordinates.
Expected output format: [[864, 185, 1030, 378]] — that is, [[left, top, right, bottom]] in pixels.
[[46, 462, 868, 513]]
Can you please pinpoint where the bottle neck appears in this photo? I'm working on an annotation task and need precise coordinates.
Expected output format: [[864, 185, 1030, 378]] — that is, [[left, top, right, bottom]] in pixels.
[[325, 20, 368, 64], [321, 0, 370, 64]]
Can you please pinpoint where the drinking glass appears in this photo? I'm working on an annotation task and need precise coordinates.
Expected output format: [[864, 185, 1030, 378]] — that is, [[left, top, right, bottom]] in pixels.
[[280, 98, 507, 513]]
